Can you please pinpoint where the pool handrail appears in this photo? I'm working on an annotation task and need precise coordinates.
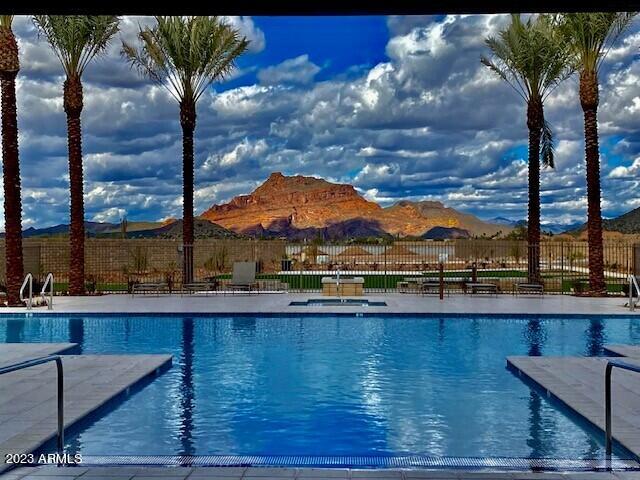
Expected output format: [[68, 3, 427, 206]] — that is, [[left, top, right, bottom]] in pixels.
[[0, 355, 64, 456], [20, 273, 33, 310], [604, 359, 640, 458], [629, 275, 639, 312], [41, 273, 54, 310]]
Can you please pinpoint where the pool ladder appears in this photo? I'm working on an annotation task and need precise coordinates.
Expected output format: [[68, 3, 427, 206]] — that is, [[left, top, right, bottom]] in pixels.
[[19, 272, 54, 310]]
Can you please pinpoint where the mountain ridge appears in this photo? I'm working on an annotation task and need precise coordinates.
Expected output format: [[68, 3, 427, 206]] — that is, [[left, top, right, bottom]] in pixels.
[[201, 172, 508, 239]]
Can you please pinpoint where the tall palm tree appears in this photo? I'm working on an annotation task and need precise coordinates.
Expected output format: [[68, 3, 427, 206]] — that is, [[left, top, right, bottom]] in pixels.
[[33, 15, 120, 295], [0, 15, 24, 306], [122, 16, 248, 283], [482, 14, 572, 284], [559, 13, 637, 295]]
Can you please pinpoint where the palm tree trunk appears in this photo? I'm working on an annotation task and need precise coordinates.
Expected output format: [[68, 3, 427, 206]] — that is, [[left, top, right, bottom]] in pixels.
[[0, 25, 24, 306], [64, 75, 85, 295], [579, 70, 606, 296], [526, 98, 543, 284], [180, 99, 196, 284]]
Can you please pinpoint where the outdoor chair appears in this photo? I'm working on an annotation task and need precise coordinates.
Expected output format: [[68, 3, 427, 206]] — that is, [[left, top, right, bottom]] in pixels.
[[226, 262, 258, 294]]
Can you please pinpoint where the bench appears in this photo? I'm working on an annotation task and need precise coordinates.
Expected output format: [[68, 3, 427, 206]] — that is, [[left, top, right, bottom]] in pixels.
[[131, 282, 169, 296], [182, 280, 219, 296], [466, 282, 498, 295], [514, 283, 544, 295], [420, 281, 445, 296]]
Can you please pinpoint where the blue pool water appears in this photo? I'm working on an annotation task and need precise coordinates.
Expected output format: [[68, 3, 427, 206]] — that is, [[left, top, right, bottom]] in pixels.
[[1, 314, 639, 459]]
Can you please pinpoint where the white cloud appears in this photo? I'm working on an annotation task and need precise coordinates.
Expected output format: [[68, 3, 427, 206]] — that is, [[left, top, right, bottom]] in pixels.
[[258, 55, 321, 86]]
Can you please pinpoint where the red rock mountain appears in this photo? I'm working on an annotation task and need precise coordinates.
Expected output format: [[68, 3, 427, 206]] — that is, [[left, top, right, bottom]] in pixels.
[[200, 172, 507, 239]]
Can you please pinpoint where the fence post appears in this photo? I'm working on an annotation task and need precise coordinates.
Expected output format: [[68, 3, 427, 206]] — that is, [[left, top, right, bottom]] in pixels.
[[439, 262, 444, 300], [561, 242, 565, 295], [384, 245, 387, 293]]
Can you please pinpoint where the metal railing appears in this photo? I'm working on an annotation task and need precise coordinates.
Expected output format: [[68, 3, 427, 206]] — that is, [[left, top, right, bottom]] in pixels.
[[0, 355, 64, 456], [604, 359, 640, 457], [20, 273, 33, 309], [41, 273, 54, 310], [629, 275, 639, 312]]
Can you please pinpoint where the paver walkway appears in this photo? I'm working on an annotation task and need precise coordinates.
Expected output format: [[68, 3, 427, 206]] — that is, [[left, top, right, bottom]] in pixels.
[[507, 355, 640, 457], [0, 293, 635, 316], [3, 466, 640, 480], [0, 346, 172, 473]]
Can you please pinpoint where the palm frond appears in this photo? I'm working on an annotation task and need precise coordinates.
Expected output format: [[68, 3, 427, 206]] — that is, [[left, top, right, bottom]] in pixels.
[[0, 15, 14, 29], [559, 13, 638, 73], [33, 15, 120, 78], [540, 118, 555, 168], [122, 16, 249, 105], [481, 13, 573, 102]]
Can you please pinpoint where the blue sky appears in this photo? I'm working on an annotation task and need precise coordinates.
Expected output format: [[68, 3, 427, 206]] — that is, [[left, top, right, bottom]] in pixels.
[[3, 14, 640, 229]]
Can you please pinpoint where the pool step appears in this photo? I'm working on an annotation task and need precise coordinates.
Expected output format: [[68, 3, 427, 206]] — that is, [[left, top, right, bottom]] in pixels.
[[0, 348, 172, 473], [507, 354, 640, 458]]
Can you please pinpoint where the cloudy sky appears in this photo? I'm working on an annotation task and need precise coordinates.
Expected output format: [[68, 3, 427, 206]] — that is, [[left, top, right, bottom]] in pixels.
[[4, 14, 640, 230]]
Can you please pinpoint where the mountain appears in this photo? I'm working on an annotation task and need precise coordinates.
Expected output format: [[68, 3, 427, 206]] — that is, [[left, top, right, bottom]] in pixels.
[[563, 207, 640, 236], [201, 172, 507, 240], [423, 226, 471, 240], [18, 221, 120, 238], [5, 219, 240, 239], [489, 216, 520, 227], [127, 218, 243, 239], [488, 217, 582, 235], [602, 207, 640, 234], [542, 222, 583, 235]]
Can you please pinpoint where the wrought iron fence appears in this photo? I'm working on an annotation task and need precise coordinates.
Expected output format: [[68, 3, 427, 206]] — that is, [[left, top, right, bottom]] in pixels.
[[0, 238, 636, 295]]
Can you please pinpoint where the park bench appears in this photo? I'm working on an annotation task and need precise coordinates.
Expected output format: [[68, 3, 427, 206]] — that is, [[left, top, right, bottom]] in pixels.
[[514, 283, 544, 295], [466, 282, 499, 296]]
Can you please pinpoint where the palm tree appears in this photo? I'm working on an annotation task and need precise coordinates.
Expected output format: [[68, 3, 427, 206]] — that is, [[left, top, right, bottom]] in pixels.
[[33, 15, 120, 295], [559, 13, 637, 295], [0, 15, 24, 306], [482, 14, 572, 284], [122, 16, 248, 283]]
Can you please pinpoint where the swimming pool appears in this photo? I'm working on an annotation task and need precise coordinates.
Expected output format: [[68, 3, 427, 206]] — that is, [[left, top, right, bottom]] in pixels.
[[1, 314, 639, 460]]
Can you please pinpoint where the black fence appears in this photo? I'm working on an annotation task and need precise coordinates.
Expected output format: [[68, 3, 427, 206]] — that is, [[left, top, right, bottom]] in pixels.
[[2, 239, 636, 295]]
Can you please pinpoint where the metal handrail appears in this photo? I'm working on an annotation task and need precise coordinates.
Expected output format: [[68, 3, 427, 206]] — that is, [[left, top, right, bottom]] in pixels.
[[605, 359, 640, 457], [19, 273, 33, 310], [0, 355, 64, 456], [41, 273, 54, 310], [629, 275, 639, 312]]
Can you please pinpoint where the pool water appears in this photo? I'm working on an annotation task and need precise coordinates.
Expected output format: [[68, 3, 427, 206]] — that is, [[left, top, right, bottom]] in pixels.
[[1, 314, 639, 459]]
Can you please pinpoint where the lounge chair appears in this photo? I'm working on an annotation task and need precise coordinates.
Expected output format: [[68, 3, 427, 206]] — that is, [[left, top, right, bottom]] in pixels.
[[226, 262, 258, 294], [131, 282, 169, 297]]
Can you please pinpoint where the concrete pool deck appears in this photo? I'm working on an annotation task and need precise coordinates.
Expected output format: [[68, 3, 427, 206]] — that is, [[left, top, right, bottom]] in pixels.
[[4, 465, 640, 480], [0, 293, 636, 316], [0, 344, 172, 473]]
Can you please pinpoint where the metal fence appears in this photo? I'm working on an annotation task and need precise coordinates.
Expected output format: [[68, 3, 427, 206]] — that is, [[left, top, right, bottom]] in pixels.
[[0, 238, 636, 295]]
